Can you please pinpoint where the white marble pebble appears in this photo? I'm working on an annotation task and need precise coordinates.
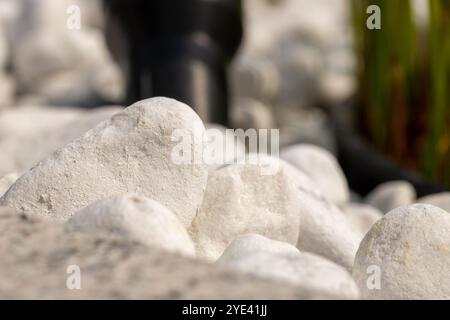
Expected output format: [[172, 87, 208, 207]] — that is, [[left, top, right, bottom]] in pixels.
[[353, 204, 450, 299], [68, 194, 196, 257]]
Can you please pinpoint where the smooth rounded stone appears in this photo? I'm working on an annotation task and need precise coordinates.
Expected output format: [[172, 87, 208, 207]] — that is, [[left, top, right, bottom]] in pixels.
[[216, 234, 302, 264], [345, 203, 383, 238], [365, 181, 416, 214], [0, 97, 208, 227], [190, 157, 301, 261], [417, 192, 450, 212], [34, 64, 124, 106], [0, 172, 20, 197], [0, 106, 122, 176], [204, 124, 246, 170], [281, 144, 350, 208], [217, 236, 359, 299], [353, 204, 450, 299], [295, 184, 361, 271], [13, 29, 111, 89], [68, 194, 196, 257], [0, 207, 330, 299], [229, 97, 274, 130]]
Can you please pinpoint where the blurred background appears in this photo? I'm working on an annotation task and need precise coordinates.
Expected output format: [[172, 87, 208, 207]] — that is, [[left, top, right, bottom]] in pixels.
[[0, 0, 448, 188]]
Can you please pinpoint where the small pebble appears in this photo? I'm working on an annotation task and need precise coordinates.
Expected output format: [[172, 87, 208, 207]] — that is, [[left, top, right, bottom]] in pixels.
[[68, 194, 196, 257], [365, 181, 416, 214]]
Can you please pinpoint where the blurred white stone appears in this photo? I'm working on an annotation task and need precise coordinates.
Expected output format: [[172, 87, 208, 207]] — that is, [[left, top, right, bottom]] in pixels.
[[345, 203, 383, 238], [281, 144, 349, 208], [353, 204, 450, 299], [217, 234, 359, 299], [0, 72, 15, 109], [417, 192, 450, 212], [365, 181, 416, 214], [68, 194, 196, 257], [230, 97, 274, 130]]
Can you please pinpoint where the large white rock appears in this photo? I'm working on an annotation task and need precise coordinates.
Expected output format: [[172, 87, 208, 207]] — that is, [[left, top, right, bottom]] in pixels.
[[0, 97, 208, 227], [0, 172, 20, 197], [217, 235, 359, 299], [353, 204, 450, 299], [68, 194, 196, 257], [365, 181, 416, 214], [0, 106, 122, 176], [345, 203, 383, 238], [190, 157, 301, 261], [417, 192, 450, 212], [281, 144, 349, 208]]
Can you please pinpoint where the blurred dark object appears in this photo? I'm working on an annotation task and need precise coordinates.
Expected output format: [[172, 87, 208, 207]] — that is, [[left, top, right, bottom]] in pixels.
[[103, 0, 243, 125], [332, 102, 447, 198]]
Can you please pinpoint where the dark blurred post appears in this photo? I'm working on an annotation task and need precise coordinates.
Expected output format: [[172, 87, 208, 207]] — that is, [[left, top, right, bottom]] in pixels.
[[103, 0, 243, 126]]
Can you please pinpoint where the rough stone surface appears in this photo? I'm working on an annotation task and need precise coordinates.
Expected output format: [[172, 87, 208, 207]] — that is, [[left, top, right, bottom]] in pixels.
[[68, 194, 196, 257], [353, 204, 450, 299], [345, 203, 383, 238], [0, 98, 208, 228], [0, 206, 327, 299], [365, 181, 416, 214], [281, 144, 349, 208], [0, 172, 20, 197], [417, 192, 450, 212], [217, 235, 360, 299], [190, 157, 301, 261]]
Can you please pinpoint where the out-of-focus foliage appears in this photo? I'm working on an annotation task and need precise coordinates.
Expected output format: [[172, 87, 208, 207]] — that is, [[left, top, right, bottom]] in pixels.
[[352, 0, 450, 187]]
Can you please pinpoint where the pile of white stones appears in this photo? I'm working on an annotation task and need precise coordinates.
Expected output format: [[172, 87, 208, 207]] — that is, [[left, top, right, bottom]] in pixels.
[[1, 96, 449, 299]]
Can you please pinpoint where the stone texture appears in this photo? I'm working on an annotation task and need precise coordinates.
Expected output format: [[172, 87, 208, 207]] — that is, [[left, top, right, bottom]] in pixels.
[[353, 204, 450, 299], [68, 194, 196, 257], [0, 206, 329, 299], [365, 181, 416, 214], [0, 98, 208, 228], [281, 144, 349, 208], [217, 235, 360, 299], [190, 157, 301, 261]]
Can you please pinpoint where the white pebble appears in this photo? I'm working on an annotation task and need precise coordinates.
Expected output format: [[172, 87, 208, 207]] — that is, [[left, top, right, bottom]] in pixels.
[[68, 194, 196, 257], [353, 204, 450, 299], [281, 144, 349, 208], [217, 235, 359, 299], [0, 97, 208, 227], [365, 181, 416, 214]]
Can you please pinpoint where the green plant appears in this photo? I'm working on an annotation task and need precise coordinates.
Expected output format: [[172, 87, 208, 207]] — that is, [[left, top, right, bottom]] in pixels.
[[351, 0, 450, 187]]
